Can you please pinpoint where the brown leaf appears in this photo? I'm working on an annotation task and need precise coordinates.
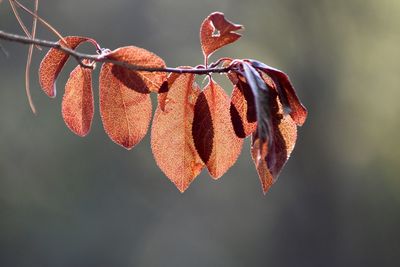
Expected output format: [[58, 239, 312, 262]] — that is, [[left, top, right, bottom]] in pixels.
[[229, 75, 257, 138], [250, 60, 307, 126], [251, 93, 297, 194], [105, 46, 167, 93], [62, 60, 94, 137], [241, 62, 275, 151], [99, 63, 152, 149], [193, 79, 243, 179], [200, 12, 243, 60], [39, 36, 95, 97], [151, 73, 204, 192]]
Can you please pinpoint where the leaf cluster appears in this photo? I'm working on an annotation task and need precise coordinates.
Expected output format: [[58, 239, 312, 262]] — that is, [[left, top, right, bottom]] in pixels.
[[36, 12, 307, 193]]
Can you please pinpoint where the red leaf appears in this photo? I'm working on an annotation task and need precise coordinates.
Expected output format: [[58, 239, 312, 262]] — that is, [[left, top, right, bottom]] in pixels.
[[200, 12, 243, 60], [62, 60, 94, 137], [39, 36, 96, 97], [99, 63, 152, 149], [104, 46, 167, 93], [151, 73, 204, 192], [193, 79, 243, 179], [229, 75, 257, 138], [157, 72, 182, 112], [251, 93, 297, 194]]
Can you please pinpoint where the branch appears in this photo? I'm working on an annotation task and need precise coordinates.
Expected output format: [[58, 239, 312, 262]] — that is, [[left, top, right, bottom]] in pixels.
[[0, 30, 232, 75]]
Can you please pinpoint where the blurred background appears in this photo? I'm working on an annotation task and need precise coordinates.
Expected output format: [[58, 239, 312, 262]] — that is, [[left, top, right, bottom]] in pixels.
[[1, 0, 400, 266]]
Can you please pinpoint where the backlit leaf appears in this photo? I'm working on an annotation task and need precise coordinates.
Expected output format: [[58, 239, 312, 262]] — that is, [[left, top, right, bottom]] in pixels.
[[39, 36, 96, 97], [104, 46, 166, 93], [200, 12, 243, 60], [229, 74, 257, 138], [62, 60, 94, 137], [193, 79, 243, 179], [157, 72, 184, 112], [151, 73, 204, 192], [99, 63, 152, 149], [251, 93, 297, 194]]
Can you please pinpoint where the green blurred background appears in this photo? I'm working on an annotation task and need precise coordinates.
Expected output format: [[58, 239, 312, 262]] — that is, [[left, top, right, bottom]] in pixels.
[[1, 0, 400, 266]]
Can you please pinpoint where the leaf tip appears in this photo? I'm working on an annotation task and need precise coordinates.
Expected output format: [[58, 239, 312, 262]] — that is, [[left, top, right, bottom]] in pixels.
[[177, 184, 188, 193]]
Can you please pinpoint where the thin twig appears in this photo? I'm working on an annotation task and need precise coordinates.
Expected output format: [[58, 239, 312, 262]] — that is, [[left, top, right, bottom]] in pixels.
[[25, 0, 39, 114], [0, 30, 232, 75], [9, 1, 32, 39], [13, 0, 67, 45], [0, 43, 9, 57], [9, 0, 41, 50]]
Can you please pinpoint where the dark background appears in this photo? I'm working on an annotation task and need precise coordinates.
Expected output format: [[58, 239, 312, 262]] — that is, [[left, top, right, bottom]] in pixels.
[[1, 0, 400, 266]]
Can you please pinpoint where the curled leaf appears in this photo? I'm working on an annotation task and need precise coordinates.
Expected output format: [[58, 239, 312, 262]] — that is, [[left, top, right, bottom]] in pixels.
[[39, 36, 97, 97], [200, 12, 243, 60], [241, 62, 274, 147], [151, 73, 204, 192], [250, 60, 307, 126], [104, 46, 167, 93], [193, 79, 243, 179], [251, 93, 297, 194], [99, 63, 152, 149], [62, 60, 94, 137]]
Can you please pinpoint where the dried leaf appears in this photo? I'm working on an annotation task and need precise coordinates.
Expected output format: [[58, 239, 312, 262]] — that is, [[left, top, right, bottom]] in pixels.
[[151, 73, 204, 192], [229, 75, 257, 138], [39, 36, 96, 97], [105, 46, 167, 93], [62, 60, 94, 137], [193, 79, 243, 179], [99, 63, 152, 149], [250, 60, 307, 126], [251, 93, 297, 194], [241, 62, 274, 147], [200, 12, 243, 60]]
